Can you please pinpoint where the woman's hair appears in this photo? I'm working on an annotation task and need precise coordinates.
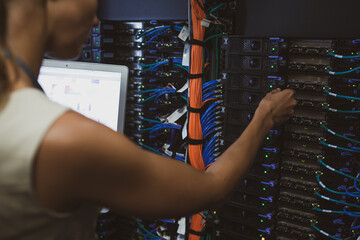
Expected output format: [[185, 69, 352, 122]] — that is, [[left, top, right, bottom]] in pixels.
[[0, 0, 10, 104]]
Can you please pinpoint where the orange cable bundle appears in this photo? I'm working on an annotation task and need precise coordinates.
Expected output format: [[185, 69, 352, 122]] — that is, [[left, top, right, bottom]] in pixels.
[[188, 0, 207, 239]]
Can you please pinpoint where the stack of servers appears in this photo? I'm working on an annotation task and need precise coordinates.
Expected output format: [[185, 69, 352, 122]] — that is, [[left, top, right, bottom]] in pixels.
[[85, 20, 190, 240], [220, 37, 286, 240], [220, 36, 360, 240], [275, 39, 360, 240]]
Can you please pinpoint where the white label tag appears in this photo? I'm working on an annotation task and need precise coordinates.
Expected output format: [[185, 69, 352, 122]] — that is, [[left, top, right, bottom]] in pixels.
[[182, 118, 188, 140], [177, 82, 189, 93], [167, 106, 187, 123], [177, 217, 186, 235], [182, 43, 190, 67], [178, 25, 190, 42], [201, 19, 211, 28]]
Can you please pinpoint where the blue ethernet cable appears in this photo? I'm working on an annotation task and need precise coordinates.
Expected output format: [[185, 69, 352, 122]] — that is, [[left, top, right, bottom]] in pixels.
[[201, 108, 219, 126], [316, 175, 348, 195], [316, 175, 360, 197], [327, 65, 360, 75], [139, 89, 158, 93], [351, 225, 360, 230], [154, 89, 176, 102], [203, 122, 219, 139], [355, 178, 360, 192], [324, 106, 360, 114], [148, 29, 178, 47], [321, 124, 360, 145], [324, 89, 360, 101], [139, 62, 164, 68], [138, 143, 163, 155], [137, 220, 161, 239], [206, 155, 217, 167], [135, 25, 166, 39], [138, 89, 172, 103], [201, 102, 219, 123], [152, 59, 183, 72], [202, 91, 216, 100], [203, 146, 215, 163], [312, 225, 343, 240], [343, 207, 360, 218], [139, 116, 163, 124], [318, 159, 360, 183], [345, 188, 360, 197], [136, 25, 181, 39], [315, 192, 360, 209], [203, 141, 218, 161], [201, 116, 218, 130], [320, 141, 360, 153], [203, 136, 219, 157], [145, 26, 169, 37], [314, 208, 345, 214], [149, 124, 181, 134], [328, 52, 360, 59], [203, 79, 221, 88], [202, 116, 217, 128], [140, 59, 185, 73], [203, 126, 219, 139], [138, 95, 156, 103], [203, 84, 219, 94]]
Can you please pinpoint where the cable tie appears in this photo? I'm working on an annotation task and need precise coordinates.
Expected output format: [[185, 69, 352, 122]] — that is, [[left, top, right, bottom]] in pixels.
[[186, 39, 205, 47], [186, 137, 204, 145], [189, 229, 206, 237], [188, 73, 205, 79], [188, 106, 202, 113]]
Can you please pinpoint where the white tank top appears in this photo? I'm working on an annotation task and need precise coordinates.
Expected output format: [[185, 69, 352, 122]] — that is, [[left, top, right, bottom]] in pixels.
[[0, 88, 99, 240]]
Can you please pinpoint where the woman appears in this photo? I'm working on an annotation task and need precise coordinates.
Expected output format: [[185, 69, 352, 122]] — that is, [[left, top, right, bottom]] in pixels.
[[0, 0, 297, 239]]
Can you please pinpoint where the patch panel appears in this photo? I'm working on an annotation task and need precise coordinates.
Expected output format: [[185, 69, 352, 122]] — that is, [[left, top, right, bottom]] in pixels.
[[280, 176, 319, 193], [279, 190, 318, 209], [277, 208, 316, 226], [281, 157, 320, 176], [276, 221, 315, 239]]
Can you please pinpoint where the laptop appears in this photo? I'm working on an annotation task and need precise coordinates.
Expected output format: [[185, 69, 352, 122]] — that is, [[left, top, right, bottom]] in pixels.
[[38, 59, 128, 133]]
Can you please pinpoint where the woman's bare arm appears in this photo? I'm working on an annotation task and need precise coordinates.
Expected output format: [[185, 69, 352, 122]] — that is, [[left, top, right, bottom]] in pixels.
[[34, 89, 296, 218]]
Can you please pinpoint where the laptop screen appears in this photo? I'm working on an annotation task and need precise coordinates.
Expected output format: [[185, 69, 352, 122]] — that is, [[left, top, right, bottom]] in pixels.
[[38, 60, 128, 132]]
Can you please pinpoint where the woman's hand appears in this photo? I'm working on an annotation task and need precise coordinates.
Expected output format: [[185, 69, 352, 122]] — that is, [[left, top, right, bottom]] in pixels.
[[255, 88, 297, 127]]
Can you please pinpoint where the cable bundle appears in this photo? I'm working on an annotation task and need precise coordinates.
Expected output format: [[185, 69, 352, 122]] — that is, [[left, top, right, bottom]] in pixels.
[[188, 1, 207, 239]]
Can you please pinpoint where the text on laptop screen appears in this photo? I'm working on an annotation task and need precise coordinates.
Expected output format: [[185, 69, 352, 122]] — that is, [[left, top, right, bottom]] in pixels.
[[38, 66, 122, 131]]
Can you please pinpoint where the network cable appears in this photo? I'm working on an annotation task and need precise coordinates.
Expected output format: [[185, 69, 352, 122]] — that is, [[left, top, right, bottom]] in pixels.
[[139, 116, 163, 124], [316, 175, 348, 195], [320, 141, 360, 153], [136, 25, 182, 40], [314, 207, 360, 215], [138, 88, 187, 104], [324, 106, 360, 114], [328, 51, 360, 59], [318, 159, 360, 183], [327, 65, 360, 75], [324, 88, 360, 101], [354, 177, 360, 191], [321, 124, 360, 145], [140, 59, 188, 74], [343, 207, 360, 218], [345, 188, 360, 197], [315, 192, 360, 209], [312, 225, 343, 240]]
